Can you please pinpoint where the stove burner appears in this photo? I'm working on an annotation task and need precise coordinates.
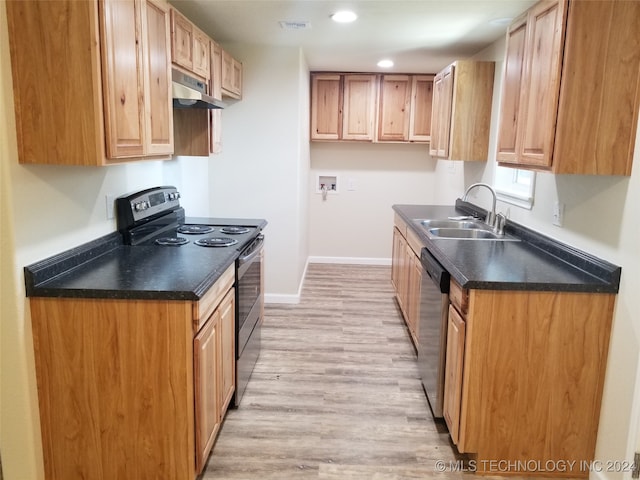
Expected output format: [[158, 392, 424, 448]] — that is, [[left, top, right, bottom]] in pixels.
[[219, 226, 251, 235], [177, 224, 215, 235], [194, 237, 239, 248], [155, 237, 189, 246]]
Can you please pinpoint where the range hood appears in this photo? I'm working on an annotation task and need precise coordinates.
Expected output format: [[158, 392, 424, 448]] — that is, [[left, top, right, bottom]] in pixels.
[[172, 69, 225, 109]]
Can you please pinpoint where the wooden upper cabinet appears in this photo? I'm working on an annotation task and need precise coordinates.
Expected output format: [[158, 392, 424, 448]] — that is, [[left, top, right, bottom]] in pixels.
[[342, 75, 377, 140], [409, 75, 434, 142], [378, 75, 412, 141], [495, 13, 527, 162], [100, 0, 146, 158], [141, 0, 174, 156], [170, 8, 210, 80], [497, 0, 640, 175], [222, 49, 243, 99], [497, 0, 566, 169], [430, 65, 454, 157], [192, 28, 210, 80], [430, 61, 495, 161], [6, 0, 174, 165], [311, 72, 433, 144], [310, 74, 342, 140]]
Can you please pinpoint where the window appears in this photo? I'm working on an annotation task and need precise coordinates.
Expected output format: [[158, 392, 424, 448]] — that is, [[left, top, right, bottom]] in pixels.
[[493, 166, 536, 209]]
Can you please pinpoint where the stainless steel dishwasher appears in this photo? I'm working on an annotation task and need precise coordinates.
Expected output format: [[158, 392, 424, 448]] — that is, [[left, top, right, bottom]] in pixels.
[[417, 247, 450, 418]]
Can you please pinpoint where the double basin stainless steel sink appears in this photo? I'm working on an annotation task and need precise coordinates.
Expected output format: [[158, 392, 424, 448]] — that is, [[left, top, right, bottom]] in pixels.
[[415, 218, 520, 241]]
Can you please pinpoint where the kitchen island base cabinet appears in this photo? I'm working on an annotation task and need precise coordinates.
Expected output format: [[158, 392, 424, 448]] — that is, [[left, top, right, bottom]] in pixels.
[[447, 287, 615, 477], [29, 265, 236, 480]]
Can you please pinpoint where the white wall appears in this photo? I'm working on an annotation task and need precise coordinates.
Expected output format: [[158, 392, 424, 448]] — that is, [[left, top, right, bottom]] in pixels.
[[309, 142, 437, 260], [206, 44, 310, 302]]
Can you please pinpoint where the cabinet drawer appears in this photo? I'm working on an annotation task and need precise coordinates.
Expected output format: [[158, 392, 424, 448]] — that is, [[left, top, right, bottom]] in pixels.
[[449, 279, 468, 315], [406, 227, 424, 257], [394, 213, 407, 237], [193, 263, 235, 332]]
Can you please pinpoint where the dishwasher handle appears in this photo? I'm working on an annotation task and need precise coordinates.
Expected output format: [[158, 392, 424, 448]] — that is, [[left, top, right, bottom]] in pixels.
[[420, 248, 450, 294]]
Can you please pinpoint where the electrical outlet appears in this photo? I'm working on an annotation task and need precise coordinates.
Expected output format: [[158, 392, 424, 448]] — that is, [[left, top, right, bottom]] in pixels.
[[105, 194, 116, 220], [552, 201, 564, 227], [347, 177, 357, 191]]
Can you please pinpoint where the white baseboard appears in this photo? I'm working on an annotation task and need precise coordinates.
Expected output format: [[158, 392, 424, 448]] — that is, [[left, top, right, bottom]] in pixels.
[[308, 256, 391, 266], [264, 293, 300, 304]]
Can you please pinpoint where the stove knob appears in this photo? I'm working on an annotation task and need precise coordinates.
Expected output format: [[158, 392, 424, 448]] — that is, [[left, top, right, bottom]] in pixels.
[[134, 202, 142, 211], [142, 201, 150, 210]]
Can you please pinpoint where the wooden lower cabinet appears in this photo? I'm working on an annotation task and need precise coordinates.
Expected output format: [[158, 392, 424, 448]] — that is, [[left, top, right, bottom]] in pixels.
[[443, 285, 616, 477], [29, 268, 236, 479], [194, 288, 235, 473], [443, 304, 465, 445], [391, 216, 422, 348]]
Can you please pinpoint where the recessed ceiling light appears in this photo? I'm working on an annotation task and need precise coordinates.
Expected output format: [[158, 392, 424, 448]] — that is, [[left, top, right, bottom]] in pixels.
[[331, 10, 357, 23], [377, 59, 394, 68]]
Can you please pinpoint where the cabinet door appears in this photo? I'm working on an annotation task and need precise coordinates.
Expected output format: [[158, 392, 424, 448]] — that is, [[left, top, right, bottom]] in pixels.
[[311, 74, 342, 140], [496, 14, 528, 164], [406, 252, 422, 347], [171, 9, 193, 71], [142, 0, 173, 156], [100, 0, 146, 158], [209, 41, 223, 155], [210, 41, 223, 100], [378, 75, 411, 141], [443, 304, 465, 445], [518, 0, 566, 167], [430, 65, 454, 157], [391, 227, 404, 294], [219, 288, 236, 414], [409, 75, 434, 142], [192, 27, 210, 80], [342, 75, 377, 141], [232, 58, 243, 97], [221, 50, 242, 98], [194, 312, 221, 473]]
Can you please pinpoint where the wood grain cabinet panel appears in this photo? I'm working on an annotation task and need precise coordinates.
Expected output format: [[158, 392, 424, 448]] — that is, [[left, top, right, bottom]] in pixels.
[[447, 288, 616, 476], [409, 75, 434, 142], [311, 74, 342, 140], [430, 61, 495, 161], [342, 75, 377, 140], [222, 49, 243, 99], [378, 75, 412, 141], [6, 0, 174, 165], [390, 217, 422, 349], [443, 304, 465, 445], [28, 271, 236, 479], [497, 0, 640, 175]]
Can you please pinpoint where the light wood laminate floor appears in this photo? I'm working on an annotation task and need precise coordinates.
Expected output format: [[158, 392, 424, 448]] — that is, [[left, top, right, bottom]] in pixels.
[[203, 264, 536, 480]]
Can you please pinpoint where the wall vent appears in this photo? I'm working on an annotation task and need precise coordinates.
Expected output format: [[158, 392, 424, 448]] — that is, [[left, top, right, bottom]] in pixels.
[[279, 20, 311, 30]]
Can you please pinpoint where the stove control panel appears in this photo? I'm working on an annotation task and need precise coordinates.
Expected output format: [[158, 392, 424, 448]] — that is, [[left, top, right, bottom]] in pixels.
[[116, 186, 181, 230]]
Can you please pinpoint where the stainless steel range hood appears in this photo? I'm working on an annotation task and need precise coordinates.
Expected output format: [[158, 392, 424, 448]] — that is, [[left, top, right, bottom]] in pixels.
[[172, 69, 225, 109]]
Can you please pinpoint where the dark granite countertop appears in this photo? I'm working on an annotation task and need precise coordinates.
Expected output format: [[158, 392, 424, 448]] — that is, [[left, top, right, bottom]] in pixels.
[[393, 203, 620, 293], [25, 217, 267, 301]]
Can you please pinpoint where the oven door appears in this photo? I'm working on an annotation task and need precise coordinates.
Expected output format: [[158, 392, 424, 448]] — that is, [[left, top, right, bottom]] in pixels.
[[237, 234, 264, 335], [235, 234, 264, 407]]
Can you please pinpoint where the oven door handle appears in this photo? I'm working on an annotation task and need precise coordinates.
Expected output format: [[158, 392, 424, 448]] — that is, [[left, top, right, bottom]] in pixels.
[[238, 234, 264, 265]]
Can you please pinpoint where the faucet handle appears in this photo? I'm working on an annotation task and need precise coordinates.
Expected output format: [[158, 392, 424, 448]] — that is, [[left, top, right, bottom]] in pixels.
[[493, 213, 507, 236]]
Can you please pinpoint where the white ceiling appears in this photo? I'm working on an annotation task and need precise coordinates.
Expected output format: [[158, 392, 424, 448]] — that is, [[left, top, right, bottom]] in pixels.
[[169, 0, 536, 73]]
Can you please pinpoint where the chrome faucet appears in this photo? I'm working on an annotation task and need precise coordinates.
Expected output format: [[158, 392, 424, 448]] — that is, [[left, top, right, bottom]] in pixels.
[[462, 182, 497, 227]]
